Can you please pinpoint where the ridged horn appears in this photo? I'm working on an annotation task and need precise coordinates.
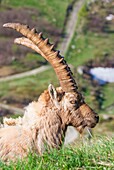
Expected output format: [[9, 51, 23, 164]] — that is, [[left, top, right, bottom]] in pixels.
[[14, 37, 42, 54], [3, 23, 78, 92]]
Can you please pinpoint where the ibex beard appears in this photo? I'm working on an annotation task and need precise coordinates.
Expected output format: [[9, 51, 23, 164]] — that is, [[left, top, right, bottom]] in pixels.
[[0, 23, 99, 161]]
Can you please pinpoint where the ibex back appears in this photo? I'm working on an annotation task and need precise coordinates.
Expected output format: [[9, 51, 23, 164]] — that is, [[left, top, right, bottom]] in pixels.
[[0, 23, 99, 161]]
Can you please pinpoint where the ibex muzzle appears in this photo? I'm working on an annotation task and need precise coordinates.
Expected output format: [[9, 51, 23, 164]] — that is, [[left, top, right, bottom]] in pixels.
[[79, 103, 99, 128]]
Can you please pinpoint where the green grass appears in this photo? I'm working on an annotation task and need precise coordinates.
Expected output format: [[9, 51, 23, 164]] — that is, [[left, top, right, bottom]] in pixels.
[[0, 68, 59, 102], [2, 0, 72, 29], [0, 137, 114, 169], [102, 84, 114, 109], [66, 31, 114, 67], [10, 53, 46, 73]]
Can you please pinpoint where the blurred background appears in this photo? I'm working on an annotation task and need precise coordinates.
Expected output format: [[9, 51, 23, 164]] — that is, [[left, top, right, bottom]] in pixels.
[[0, 0, 114, 140]]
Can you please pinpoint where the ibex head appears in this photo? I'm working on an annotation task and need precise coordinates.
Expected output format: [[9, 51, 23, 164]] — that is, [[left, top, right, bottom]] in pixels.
[[47, 84, 99, 134], [3, 23, 99, 134]]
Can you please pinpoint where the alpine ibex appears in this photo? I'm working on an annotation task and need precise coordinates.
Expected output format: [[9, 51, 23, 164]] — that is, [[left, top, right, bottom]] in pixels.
[[0, 23, 99, 161]]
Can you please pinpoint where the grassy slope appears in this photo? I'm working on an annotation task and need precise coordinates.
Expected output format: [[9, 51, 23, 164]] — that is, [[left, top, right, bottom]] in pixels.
[[1, 0, 114, 113], [2, 0, 72, 29], [0, 0, 73, 74], [66, 1, 114, 112], [0, 0, 72, 102], [66, 32, 114, 67], [0, 1, 114, 113], [0, 137, 114, 169], [0, 68, 59, 102]]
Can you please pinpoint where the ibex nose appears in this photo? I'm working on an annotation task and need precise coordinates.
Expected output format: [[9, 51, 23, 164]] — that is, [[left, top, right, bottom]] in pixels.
[[95, 115, 99, 123]]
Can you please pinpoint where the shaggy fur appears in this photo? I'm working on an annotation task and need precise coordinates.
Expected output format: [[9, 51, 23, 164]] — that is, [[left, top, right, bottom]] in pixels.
[[0, 86, 98, 161]]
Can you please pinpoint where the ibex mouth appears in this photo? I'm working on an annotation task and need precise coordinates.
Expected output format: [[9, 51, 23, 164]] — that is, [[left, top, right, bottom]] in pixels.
[[76, 124, 87, 134], [85, 115, 99, 128], [87, 122, 97, 128]]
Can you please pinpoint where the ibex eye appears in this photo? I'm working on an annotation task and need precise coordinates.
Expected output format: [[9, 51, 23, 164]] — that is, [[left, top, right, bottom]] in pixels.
[[70, 100, 77, 104]]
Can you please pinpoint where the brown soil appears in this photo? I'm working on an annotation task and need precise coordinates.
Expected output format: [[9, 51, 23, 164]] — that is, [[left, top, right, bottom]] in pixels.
[[0, 66, 15, 77]]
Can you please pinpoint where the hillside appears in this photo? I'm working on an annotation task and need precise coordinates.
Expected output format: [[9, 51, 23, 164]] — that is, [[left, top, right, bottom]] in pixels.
[[0, 0, 72, 75], [0, 0, 73, 110], [0, 0, 114, 134]]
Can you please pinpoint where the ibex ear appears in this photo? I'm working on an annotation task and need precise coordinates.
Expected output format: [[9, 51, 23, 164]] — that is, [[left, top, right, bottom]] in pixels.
[[48, 84, 57, 100], [48, 84, 60, 109]]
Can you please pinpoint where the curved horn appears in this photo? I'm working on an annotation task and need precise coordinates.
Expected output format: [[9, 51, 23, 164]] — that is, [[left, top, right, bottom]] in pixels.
[[14, 37, 42, 54], [3, 23, 78, 92]]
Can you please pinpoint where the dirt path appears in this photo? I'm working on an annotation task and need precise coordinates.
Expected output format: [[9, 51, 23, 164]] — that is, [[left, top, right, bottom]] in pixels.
[[0, 65, 50, 82], [59, 0, 84, 56]]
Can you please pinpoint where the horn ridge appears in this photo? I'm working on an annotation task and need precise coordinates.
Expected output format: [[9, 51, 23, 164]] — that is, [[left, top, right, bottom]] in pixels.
[[50, 44, 55, 51], [3, 23, 78, 92]]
